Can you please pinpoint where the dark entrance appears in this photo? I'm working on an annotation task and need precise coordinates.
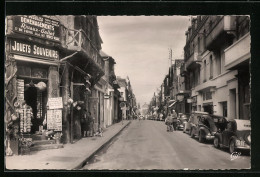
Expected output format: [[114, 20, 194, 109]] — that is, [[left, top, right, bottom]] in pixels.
[[24, 82, 47, 134], [203, 104, 213, 114]]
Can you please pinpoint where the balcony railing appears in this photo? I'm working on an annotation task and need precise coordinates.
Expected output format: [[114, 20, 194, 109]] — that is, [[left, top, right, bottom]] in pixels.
[[205, 17, 224, 50], [205, 16, 236, 51], [224, 32, 250, 70], [62, 27, 104, 71], [185, 53, 194, 69]]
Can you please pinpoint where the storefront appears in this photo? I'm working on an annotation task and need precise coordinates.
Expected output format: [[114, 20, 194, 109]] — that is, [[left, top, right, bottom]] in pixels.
[[5, 15, 62, 155]]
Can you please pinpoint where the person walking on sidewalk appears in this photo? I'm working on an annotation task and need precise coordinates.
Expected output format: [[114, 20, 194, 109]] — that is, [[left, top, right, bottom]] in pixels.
[[87, 111, 94, 137], [165, 113, 174, 132], [81, 109, 88, 137], [172, 110, 178, 131]]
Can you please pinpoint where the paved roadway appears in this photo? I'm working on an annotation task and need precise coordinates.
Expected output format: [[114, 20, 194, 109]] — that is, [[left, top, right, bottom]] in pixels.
[[82, 120, 250, 170]]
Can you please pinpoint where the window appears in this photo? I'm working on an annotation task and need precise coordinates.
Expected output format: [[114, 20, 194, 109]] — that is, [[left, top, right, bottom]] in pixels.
[[198, 37, 201, 53], [203, 60, 207, 82], [222, 101, 227, 117], [215, 50, 221, 75], [203, 29, 206, 51], [203, 91, 212, 101], [210, 55, 213, 79]]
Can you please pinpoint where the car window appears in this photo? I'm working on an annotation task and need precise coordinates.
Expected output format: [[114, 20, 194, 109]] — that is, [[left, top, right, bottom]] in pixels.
[[226, 122, 233, 131]]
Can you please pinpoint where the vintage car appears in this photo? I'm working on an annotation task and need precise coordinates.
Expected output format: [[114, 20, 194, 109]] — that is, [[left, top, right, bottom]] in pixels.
[[213, 118, 251, 154], [177, 114, 188, 130], [189, 115, 218, 143], [183, 111, 209, 134]]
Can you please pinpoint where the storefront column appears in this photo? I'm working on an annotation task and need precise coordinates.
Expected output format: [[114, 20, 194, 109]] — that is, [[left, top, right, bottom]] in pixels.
[[48, 66, 60, 98], [61, 63, 70, 143]]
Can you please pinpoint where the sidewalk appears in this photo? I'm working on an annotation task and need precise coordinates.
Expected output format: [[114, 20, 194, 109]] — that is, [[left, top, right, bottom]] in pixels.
[[5, 120, 131, 170]]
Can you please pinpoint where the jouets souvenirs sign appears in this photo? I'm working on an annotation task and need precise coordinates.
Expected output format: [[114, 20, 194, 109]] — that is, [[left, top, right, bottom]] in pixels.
[[12, 15, 60, 42], [10, 39, 59, 60]]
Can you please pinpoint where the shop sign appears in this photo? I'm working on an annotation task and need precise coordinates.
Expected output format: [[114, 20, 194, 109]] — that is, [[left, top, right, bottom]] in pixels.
[[10, 39, 59, 60], [47, 109, 62, 131], [12, 15, 60, 42], [48, 97, 63, 109]]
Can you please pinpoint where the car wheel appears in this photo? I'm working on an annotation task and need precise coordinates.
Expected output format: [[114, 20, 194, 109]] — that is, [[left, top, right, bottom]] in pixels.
[[199, 132, 204, 143], [214, 137, 220, 148], [229, 139, 236, 154]]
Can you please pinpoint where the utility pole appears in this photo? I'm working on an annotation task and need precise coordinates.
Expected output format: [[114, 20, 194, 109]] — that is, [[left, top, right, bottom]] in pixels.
[[169, 48, 173, 67]]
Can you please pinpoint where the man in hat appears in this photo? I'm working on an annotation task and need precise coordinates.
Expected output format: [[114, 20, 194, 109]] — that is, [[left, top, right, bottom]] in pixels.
[[172, 110, 178, 131]]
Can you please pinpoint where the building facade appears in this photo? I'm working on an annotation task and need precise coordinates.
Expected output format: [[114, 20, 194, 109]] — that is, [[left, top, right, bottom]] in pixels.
[[183, 15, 250, 120], [5, 15, 105, 155]]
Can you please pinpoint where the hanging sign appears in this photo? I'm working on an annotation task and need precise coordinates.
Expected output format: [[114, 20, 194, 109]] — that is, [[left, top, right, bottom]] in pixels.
[[12, 15, 60, 42], [10, 39, 59, 60], [48, 97, 63, 109], [47, 109, 62, 131]]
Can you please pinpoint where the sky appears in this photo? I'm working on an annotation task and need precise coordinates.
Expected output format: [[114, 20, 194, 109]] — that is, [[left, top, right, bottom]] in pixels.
[[98, 16, 190, 106]]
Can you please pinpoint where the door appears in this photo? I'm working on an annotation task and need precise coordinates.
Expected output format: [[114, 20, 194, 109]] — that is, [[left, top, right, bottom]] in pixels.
[[222, 122, 234, 146]]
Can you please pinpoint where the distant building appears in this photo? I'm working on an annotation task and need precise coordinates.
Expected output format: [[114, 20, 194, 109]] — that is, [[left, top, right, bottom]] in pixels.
[[141, 103, 149, 115]]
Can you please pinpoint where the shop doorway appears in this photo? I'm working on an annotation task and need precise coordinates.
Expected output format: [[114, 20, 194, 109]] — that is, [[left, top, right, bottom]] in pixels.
[[24, 81, 47, 134]]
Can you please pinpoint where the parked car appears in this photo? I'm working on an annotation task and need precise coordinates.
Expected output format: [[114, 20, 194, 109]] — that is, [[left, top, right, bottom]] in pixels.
[[190, 115, 218, 143], [183, 111, 209, 134], [177, 114, 188, 130], [213, 118, 251, 154]]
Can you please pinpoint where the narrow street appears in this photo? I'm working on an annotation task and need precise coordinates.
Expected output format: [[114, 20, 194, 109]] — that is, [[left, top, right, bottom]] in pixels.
[[83, 120, 250, 170]]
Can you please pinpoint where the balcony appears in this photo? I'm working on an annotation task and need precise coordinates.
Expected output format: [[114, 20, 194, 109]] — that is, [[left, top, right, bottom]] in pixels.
[[205, 16, 236, 51], [62, 27, 104, 72], [185, 52, 202, 69], [224, 32, 250, 70]]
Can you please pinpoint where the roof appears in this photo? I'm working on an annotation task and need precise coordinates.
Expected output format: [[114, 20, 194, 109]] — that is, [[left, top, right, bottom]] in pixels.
[[100, 50, 110, 57], [100, 50, 116, 64]]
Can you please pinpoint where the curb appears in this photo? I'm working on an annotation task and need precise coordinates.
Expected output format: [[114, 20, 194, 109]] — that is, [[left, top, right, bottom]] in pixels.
[[72, 120, 131, 170]]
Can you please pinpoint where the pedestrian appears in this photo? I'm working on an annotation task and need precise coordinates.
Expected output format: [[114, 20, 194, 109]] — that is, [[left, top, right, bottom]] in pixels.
[[172, 110, 178, 131], [81, 109, 88, 137], [87, 111, 94, 137], [165, 112, 174, 132]]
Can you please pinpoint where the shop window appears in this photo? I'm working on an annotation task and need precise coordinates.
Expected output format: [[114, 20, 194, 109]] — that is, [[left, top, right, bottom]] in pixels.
[[17, 65, 48, 79], [17, 66, 31, 77], [32, 68, 48, 79]]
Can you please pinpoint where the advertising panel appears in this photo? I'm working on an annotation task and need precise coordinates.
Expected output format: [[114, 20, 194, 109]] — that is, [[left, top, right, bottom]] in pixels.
[[12, 15, 60, 42]]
